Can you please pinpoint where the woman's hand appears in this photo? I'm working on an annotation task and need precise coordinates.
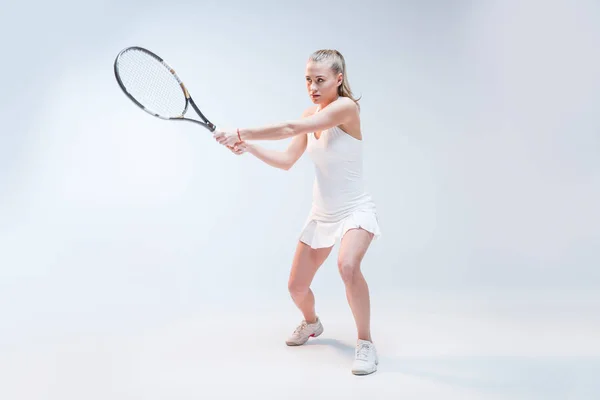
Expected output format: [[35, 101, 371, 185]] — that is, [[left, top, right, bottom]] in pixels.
[[227, 142, 247, 156], [213, 128, 240, 148]]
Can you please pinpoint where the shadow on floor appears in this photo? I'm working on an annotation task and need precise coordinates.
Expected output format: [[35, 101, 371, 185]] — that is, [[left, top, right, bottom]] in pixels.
[[302, 337, 356, 358]]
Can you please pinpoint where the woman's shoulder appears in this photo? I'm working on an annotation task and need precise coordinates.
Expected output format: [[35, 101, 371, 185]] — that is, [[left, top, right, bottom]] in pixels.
[[301, 105, 319, 118]]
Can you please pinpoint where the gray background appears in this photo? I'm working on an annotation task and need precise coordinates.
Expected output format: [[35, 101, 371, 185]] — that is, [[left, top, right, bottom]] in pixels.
[[1, 0, 599, 398]]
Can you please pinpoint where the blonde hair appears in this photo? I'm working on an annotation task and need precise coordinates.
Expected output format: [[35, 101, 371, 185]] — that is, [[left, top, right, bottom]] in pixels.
[[308, 49, 361, 106]]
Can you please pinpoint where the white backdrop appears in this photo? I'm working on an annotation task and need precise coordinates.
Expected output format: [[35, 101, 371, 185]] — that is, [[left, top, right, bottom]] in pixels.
[[1, 1, 599, 398]]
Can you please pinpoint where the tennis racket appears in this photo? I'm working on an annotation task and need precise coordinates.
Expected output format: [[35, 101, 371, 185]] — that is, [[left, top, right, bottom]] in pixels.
[[114, 46, 217, 132]]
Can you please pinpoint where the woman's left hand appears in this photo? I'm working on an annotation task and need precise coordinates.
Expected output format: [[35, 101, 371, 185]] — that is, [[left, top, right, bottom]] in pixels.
[[213, 129, 241, 148]]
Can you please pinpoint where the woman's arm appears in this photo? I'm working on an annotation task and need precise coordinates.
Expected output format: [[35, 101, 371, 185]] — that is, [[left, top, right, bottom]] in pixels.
[[238, 97, 357, 141], [229, 106, 314, 170], [242, 134, 307, 170]]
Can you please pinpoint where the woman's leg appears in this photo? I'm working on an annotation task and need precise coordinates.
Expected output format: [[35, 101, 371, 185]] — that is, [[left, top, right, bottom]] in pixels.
[[338, 228, 374, 341], [338, 228, 378, 374], [286, 241, 332, 346], [288, 241, 332, 323]]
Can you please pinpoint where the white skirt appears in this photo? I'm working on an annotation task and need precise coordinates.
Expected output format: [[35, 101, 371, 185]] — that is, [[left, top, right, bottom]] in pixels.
[[298, 208, 381, 249]]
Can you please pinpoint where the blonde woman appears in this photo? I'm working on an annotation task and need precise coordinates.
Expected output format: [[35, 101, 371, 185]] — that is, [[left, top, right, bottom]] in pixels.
[[214, 49, 381, 375]]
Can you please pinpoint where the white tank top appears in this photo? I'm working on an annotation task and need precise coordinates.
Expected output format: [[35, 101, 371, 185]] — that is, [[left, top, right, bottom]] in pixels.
[[306, 124, 376, 222]]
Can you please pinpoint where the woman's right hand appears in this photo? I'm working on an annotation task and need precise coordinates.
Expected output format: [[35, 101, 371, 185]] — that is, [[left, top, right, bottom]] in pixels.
[[228, 142, 248, 156]]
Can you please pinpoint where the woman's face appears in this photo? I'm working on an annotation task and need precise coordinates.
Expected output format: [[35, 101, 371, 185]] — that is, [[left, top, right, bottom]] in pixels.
[[305, 61, 342, 104]]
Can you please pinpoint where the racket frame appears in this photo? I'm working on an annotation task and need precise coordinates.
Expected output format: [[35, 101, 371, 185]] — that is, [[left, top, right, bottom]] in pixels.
[[114, 46, 216, 132]]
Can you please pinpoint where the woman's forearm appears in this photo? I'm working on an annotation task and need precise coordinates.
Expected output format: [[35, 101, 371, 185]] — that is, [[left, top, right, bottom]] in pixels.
[[245, 143, 293, 170], [238, 122, 295, 141]]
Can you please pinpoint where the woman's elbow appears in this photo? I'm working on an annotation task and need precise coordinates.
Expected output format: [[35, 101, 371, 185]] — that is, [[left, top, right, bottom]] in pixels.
[[280, 156, 297, 171], [284, 123, 300, 138]]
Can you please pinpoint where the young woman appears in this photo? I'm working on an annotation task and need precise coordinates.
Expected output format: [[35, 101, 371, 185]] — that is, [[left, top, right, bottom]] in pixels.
[[213, 49, 381, 375]]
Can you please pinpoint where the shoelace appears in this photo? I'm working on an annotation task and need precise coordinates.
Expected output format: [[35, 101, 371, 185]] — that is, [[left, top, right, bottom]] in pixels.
[[355, 343, 371, 360], [293, 321, 308, 335]]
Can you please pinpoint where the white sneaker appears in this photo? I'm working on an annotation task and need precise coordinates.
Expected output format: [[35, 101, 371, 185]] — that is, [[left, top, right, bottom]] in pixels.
[[352, 339, 378, 375], [285, 317, 324, 346]]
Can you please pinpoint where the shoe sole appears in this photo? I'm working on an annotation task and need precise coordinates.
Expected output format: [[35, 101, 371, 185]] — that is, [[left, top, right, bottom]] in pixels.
[[352, 358, 379, 375], [352, 367, 377, 376], [285, 324, 324, 346]]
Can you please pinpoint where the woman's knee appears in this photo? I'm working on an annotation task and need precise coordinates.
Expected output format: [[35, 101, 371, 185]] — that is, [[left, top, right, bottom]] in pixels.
[[288, 278, 309, 299], [338, 257, 361, 285]]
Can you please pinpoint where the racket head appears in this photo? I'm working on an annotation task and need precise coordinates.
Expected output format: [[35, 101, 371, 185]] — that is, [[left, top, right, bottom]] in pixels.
[[114, 46, 189, 120]]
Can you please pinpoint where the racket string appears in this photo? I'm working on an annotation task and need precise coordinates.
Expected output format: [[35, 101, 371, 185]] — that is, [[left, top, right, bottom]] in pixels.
[[116, 48, 187, 118]]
